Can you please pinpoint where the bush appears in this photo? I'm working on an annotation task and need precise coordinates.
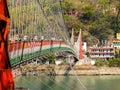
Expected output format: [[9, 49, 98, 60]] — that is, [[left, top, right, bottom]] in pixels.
[[95, 57, 120, 67], [95, 58, 108, 66], [108, 58, 120, 67]]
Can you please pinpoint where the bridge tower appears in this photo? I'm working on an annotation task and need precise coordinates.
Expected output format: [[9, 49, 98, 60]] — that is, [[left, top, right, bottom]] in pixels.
[[0, 0, 14, 89], [77, 29, 83, 60], [71, 28, 74, 45]]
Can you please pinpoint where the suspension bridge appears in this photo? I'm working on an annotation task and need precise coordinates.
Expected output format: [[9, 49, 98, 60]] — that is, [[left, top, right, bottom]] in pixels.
[[0, 0, 83, 89]]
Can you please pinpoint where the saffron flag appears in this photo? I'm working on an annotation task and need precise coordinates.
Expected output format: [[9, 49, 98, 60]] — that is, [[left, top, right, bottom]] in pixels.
[[0, 0, 14, 90]]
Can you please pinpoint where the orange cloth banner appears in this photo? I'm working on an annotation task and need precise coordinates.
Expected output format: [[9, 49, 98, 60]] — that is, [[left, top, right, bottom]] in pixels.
[[0, 0, 14, 89], [0, 69, 14, 90]]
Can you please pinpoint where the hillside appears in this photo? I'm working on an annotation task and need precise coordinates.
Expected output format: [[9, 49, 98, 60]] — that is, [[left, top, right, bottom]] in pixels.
[[62, 0, 120, 46]]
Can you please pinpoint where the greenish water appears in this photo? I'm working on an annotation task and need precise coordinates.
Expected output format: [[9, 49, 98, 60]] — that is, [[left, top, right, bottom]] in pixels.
[[14, 75, 120, 90]]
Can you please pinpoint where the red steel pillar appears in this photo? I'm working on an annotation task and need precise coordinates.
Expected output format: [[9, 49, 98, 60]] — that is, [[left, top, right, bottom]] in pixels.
[[0, 0, 14, 90], [79, 29, 82, 60]]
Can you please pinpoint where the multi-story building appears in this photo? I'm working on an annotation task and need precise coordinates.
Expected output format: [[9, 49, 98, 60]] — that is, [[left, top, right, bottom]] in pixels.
[[113, 40, 120, 49], [113, 33, 120, 54], [89, 47, 114, 59]]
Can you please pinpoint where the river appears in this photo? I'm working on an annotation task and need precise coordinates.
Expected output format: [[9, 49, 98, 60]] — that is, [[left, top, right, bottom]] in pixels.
[[14, 75, 120, 90]]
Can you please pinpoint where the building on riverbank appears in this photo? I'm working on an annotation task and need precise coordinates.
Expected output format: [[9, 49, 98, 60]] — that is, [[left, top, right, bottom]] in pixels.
[[113, 33, 120, 54], [89, 46, 114, 59]]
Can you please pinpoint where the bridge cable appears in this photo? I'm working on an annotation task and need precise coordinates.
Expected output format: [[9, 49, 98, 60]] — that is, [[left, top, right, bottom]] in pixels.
[[36, 0, 53, 40], [31, 59, 77, 90], [40, 0, 70, 43], [69, 62, 88, 90]]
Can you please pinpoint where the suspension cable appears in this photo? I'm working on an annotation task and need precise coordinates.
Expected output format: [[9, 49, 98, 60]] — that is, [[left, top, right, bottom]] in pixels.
[[69, 62, 88, 90]]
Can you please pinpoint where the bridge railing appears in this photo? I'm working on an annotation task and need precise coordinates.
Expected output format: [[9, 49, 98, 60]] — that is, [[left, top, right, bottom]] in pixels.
[[9, 40, 76, 66]]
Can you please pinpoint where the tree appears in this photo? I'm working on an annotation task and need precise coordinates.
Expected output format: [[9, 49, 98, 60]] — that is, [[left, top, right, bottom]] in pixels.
[[98, 0, 112, 14], [61, 1, 74, 12], [79, 4, 95, 23], [115, 3, 120, 33], [82, 31, 98, 46], [64, 14, 83, 30], [89, 15, 114, 43]]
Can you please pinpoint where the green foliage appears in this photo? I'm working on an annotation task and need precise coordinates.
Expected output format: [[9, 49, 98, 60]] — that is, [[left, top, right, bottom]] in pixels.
[[64, 14, 83, 30], [61, 1, 74, 11], [116, 3, 120, 11], [95, 57, 120, 67], [83, 31, 98, 46], [98, 0, 111, 10], [115, 50, 120, 58], [115, 3, 120, 33], [95, 59, 109, 66], [43, 54, 56, 64], [79, 4, 95, 22], [89, 14, 114, 41], [108, 58, 120, 67]]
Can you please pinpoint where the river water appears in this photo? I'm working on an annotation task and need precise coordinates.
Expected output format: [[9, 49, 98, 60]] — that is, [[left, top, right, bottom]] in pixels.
[[14, 75, 120, 90]]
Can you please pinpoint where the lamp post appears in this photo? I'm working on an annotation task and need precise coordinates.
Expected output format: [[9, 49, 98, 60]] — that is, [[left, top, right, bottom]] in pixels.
[[59, 39, 62, 48], [40, 36, 44, 52], [50, 37, 55, 52], [20, 35, 28, 62], [33, 35, 38, 41]]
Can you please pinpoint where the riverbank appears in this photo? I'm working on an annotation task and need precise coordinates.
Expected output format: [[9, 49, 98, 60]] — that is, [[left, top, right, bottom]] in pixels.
[[12, 64, 120, 77], [67, 65, 120, 75]]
